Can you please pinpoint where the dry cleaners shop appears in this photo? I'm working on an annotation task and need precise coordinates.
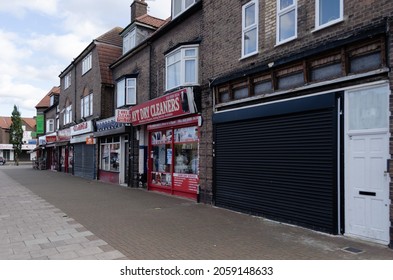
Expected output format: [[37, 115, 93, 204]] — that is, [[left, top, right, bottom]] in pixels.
[[131, 87, 201, 200]]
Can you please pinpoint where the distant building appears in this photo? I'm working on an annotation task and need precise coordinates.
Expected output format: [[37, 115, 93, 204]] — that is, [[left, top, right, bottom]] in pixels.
[[0, 116, 36, 162]]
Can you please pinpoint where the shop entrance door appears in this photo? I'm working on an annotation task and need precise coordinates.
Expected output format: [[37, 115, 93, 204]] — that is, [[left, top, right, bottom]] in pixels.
[[345, 84, 390, 244]]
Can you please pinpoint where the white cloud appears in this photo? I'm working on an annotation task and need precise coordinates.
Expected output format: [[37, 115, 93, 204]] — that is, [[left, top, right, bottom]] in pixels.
[[0, 0, 58, 18], [0, 0, 172, 117]]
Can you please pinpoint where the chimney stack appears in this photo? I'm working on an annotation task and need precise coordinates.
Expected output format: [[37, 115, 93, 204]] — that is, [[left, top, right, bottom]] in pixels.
[[130, 0, 148, 22]]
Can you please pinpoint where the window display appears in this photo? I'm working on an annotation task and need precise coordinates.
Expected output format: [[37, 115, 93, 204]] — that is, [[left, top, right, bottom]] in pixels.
[[100, 138, 120, 172], [149, 125, 199, 194]]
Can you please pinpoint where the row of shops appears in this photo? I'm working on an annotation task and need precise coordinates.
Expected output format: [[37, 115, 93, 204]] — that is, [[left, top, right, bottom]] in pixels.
[[37, 87, 202, 200]]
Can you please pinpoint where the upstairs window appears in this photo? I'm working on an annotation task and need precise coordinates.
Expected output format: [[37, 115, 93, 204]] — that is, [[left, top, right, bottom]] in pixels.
[[64, 73, 71, 89], [123, 29, 136, 54], [242, 0, 258, 58], [81, 93, 93, 118], [63, 105, 73, 125], [82, 52, 92, 75], [117, 78, 137, 108], [173, 0, 196, 18], [277, 0, 297, 44], [50, 95, 55, 107], [316, 0, 343, 29], [166, 46, 199, 91], [46, 119, 54, 133]]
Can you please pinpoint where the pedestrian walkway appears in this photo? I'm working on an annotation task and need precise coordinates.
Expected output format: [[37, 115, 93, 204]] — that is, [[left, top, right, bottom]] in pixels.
[[0, 168, 125, 260], [1, 166, 393, 260]]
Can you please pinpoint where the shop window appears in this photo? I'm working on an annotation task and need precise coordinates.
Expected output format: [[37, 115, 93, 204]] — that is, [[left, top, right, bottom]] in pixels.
[[151, 130, 173, 186], [277, 0, 297, 44], [174, 126, 199, 174], [242, 0, 259, 58], [101, 140, 120, 172]]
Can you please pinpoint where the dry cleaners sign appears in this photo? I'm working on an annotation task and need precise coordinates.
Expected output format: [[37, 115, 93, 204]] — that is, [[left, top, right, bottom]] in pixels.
[[130, 88, 197, 126]]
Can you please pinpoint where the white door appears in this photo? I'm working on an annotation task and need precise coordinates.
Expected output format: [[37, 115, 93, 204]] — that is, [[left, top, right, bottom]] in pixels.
[[345, 84, 390, 244]]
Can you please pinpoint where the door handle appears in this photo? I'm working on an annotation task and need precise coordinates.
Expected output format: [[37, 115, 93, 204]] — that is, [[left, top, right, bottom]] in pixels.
[[359, 191, 376, 196]]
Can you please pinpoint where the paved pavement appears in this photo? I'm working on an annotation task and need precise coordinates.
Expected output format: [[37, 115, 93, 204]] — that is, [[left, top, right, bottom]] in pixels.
[[1, 165, 393, 260]]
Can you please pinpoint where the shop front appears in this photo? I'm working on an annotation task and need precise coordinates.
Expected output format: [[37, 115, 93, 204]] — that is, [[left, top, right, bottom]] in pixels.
[[130, 87, 201, 200], [70, 121, 96, 180], [57, 128, 72, 173], [95, 117, 131, 185]]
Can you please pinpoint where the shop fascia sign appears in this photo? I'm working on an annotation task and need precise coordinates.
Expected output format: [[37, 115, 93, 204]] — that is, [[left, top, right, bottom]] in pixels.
[[0, 144, 36, 150], [71, 121, 93, 136], [130, 87, 198, 126], [45, 132, 57, 143], [96, 117, 124, 131], [57, 128, 72, 141]]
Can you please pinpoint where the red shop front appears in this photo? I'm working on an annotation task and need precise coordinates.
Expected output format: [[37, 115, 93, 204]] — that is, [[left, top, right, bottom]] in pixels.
[[130, 88, 201, 200]]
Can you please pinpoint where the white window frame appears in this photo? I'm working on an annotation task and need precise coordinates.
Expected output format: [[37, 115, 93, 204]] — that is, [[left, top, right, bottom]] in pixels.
[[64, 73, 71, 89], [276, 0, 297, 45], [117, 78, 137, 108], [172, 0, 196, 19], [315, 0, 343, 30], [63, 105, 73, 125], [123, 28, 136, 54], [82, 52, 92, 75], [165, 45, 199, 91], [81, 93, 93, 118], [242, 0, 259, 59], [46, 119, 55, 133], [50, 95, 55, 107]]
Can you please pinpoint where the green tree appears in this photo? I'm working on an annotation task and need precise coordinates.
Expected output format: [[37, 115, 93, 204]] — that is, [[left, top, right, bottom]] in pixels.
[[9, 105, 23, 166]]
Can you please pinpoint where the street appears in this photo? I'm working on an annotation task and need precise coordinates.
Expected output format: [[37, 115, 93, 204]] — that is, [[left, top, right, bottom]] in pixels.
[[1, 165, 393, 260]]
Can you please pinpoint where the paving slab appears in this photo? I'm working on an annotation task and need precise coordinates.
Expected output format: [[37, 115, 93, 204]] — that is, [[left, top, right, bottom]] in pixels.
[[1, 166, 393, 260], [0, 167, 125, 260]]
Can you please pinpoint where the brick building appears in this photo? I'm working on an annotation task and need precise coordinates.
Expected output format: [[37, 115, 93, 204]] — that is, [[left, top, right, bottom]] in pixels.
[[97, 0, 167, 186], [201, 0, 393, 247], [56, 27, 123, 179], [0, 116, 36, 162]]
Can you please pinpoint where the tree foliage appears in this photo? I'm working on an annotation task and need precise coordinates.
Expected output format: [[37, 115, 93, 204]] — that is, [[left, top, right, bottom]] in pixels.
[[10, 105, 23, 166]]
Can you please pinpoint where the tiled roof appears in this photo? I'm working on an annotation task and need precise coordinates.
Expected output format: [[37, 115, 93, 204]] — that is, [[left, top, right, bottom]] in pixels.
[[95, 27, 123, 47], [136, 14, 167, 29], [96, 43, 123, 84], [0, 116, 36, 130], [35, 86, 60, 109]]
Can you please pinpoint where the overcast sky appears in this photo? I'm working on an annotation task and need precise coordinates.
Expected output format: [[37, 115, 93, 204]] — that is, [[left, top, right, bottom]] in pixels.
[[0, 0, 171, 118]]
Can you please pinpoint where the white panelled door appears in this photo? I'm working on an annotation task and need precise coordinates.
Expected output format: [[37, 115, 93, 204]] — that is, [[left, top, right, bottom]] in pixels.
[[345, 84, 390, 244]]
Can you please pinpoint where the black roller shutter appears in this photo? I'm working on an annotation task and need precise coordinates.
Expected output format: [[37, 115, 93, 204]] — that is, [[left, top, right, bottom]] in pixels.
[[74, 143, 96, 180], [213, 94, 338, 234]]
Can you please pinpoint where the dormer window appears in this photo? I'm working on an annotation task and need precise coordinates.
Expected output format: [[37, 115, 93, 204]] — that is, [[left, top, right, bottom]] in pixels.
[[172, 0, 196, 19], [123, 28, 136, 54]]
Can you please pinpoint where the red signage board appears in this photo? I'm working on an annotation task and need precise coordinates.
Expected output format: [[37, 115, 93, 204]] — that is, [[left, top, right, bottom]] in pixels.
[[45, 135, 57, 143], [130, 88, 197, 126], [116, 109, 132, 123]]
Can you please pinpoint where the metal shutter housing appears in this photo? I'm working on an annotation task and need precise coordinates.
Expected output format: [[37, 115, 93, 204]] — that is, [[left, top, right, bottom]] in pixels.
[[213, 94, 339, 234]]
